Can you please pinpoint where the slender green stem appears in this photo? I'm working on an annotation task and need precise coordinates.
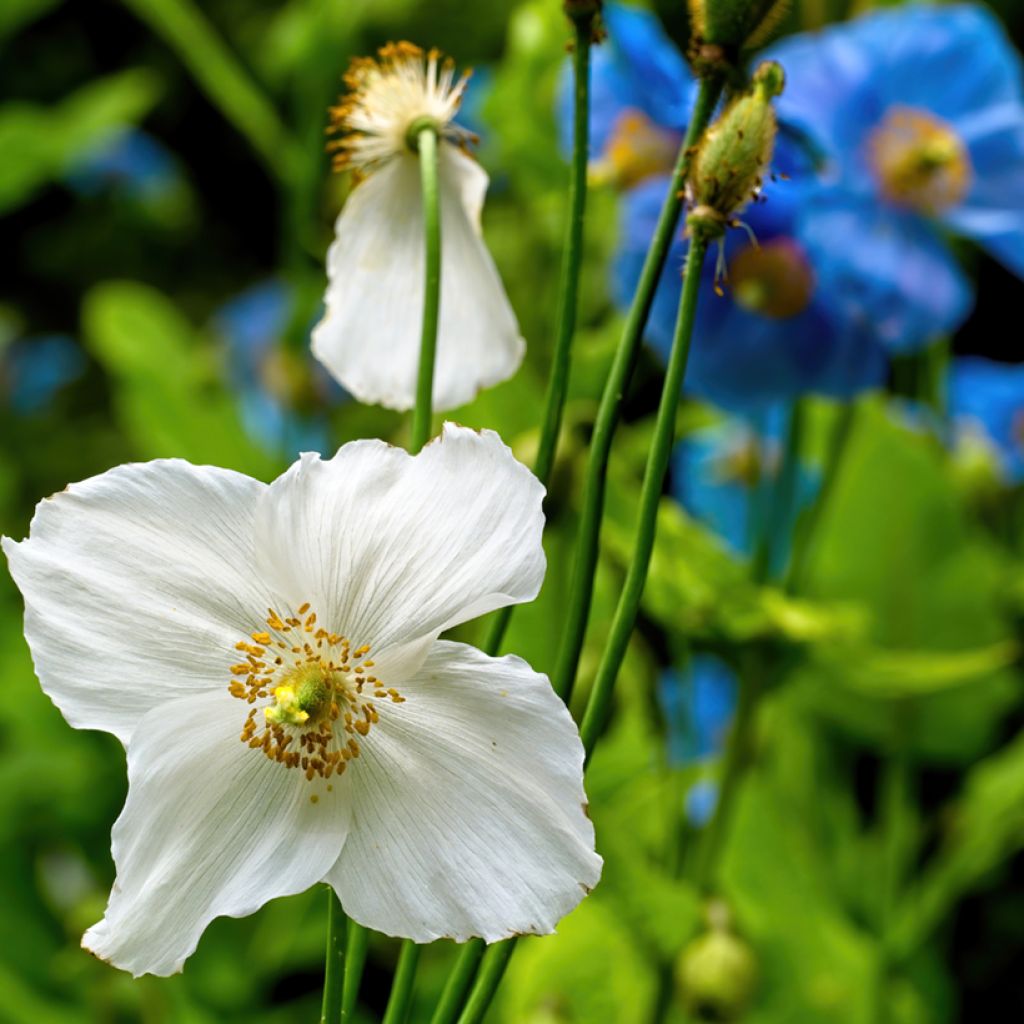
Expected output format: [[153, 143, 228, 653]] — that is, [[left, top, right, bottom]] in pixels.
[[430, 940, 486, 1024], [579, 233, 710, 758], [551, 75, 724, 704], [320, 887, 346, 1024], [382, 941, 422, 1024], [484, 12, 594, 657], [341, 920, 369, 1021], [410, 125, 442, 454], [453, 940, 518, 1024], [784, 400, 858, 593]]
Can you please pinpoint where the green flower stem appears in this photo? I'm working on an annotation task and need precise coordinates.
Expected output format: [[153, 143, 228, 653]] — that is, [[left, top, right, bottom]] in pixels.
[[341, 919, 369, 1021], [784, 400, 859, 593], [484, 9, 595, 657], [410, 125, 443, 454], [578, 232, 710, 757], [320, 887, 347, 1024], [551, 74, 724, 704], [381, 940, 422, 1024], [454, 940, 518, 1024], [429, 940, 486, 1024]]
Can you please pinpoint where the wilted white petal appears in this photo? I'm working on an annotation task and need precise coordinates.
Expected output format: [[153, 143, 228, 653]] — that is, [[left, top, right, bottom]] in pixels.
[[327, 641, 601, 942], [254, 423, 545, 668], [83, 689, 351, 977], [2, 461, 271, 742], [312, 145, 524, 412]]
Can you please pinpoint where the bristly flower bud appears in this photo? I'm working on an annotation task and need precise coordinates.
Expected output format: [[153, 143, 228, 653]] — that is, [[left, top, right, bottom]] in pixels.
[[676, 901, 758, 1022], [689, 0, 790, 58], [686, 61, 784, 240]]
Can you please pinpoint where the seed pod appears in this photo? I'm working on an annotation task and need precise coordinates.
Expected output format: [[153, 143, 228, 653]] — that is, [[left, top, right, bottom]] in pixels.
[[689, 0, 791, 55], [687, 61, 784, 239]]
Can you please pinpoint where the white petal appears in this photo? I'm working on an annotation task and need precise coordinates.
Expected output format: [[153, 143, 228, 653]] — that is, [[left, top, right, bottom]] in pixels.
[[311, 145, 525, 412], [83, 689, 350, 976], [2, 460, 272, 743], [254, 423, 545, 668], [327, 641, 601, 942]]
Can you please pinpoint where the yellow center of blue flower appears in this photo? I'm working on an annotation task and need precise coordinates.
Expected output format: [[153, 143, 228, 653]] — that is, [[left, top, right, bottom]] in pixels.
[[869, 105, 972, 213], [228, 603, 405, 783], [728, 239, 815, 319], [591, 109, 679, 189]]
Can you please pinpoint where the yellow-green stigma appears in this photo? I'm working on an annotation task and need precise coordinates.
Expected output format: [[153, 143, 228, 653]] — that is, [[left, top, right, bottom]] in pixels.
[[265, 665, 333, 727], [869, 105, 972, 213], [729, 238, 815, 319]]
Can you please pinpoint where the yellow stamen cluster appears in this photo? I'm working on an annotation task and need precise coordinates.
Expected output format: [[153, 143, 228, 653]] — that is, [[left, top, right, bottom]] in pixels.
[[728, 238, 815, 320], [591, 109, 679, 190], [327, 41, 473, 174], [228, 603, 405, 782], [869, 105, 972, 213]]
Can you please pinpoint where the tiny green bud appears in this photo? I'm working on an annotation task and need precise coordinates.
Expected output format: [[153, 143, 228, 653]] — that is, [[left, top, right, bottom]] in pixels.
[[676, 921, 758, 1021], [688, 0, 791, 56], [687, 61, 784, 239]]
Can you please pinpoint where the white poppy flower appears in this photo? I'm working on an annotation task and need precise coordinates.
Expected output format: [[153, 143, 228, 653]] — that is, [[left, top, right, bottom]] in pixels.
[[312, 43, 525, 412], [3, 424, 600, 977]]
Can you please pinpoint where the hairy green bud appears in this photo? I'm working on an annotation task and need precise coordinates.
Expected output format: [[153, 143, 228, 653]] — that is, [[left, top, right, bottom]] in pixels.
[[689, 0, 791, 56], [687, 61, 784, 239], [676, 919, 758, 1021]]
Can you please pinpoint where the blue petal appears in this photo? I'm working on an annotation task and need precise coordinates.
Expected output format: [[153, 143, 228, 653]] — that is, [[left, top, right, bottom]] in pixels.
[[658, 656, 738, 763], [949, 357, 1024, 482], [3, 334, 86, 413], [797, 193, 974, 353]]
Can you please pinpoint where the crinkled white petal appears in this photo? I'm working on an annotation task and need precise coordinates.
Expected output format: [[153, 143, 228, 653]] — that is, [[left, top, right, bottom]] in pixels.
[[83, 689, 351, 976], [312, 145, 525, 412], [326, 641, 601, 942], [2, 460, 271, 743], [254, 423, 545, 670]]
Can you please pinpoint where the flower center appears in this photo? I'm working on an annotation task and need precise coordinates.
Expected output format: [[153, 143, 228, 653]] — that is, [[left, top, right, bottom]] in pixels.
[[326, 42, 473, 174], [228, 604, 405, 781], [868, 105, 971, 213], [728, 238, 815, 319], [591, 109, 680, 189]]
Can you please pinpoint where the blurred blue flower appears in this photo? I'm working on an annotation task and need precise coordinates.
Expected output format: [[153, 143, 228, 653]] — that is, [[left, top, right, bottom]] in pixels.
[[766, 4, 1024, 351], [1, 334, 86, 413], [685, 778, 719, 828], [65, 129, 180, 203], [949, 357, 1024, 483], [213, 281, 337, 458], [659, 654, 738, 763]]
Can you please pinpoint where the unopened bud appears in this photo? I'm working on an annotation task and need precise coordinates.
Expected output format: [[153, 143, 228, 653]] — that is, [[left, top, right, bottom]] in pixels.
[[689, 0, 790, 55], [676, 925, 758, 1022], [687, 61, 784, 239]]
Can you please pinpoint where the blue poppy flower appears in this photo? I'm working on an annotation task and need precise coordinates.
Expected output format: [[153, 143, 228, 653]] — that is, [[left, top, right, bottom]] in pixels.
[[66, 129, 180, 203], [766, 4, 1024, 350], [213, 281, 339, 458], [949, 357, 1024, 483], [659, 654, 738, 763], [1, 334, 86, 414]]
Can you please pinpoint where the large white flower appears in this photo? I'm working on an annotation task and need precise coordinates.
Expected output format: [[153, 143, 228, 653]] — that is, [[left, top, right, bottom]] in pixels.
[[3, 424, 600, 976], [312, 43, 525, 412]]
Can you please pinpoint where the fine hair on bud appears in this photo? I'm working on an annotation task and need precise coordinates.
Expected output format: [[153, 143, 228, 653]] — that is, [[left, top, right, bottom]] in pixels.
[[686, 60, 785, 239]]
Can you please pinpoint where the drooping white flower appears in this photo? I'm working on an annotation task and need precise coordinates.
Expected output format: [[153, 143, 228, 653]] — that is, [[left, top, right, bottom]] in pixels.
[[3, 424, 600, 976], [312, 43, 525, 412]]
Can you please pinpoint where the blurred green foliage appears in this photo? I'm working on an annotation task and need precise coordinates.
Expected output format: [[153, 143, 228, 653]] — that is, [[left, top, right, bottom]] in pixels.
[[2, 0, 1024, 1021]]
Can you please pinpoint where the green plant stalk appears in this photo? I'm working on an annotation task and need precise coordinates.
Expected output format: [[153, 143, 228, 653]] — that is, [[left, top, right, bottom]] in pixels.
[[483, 12, 594, 657], [341, 919, 369, 1021], [320, 887, 346, 1024], [454, 940, 519, 1024], [382, 941, 422, 1024], [120, 0, 300, 185], [578, 232, 710, 757], [429, 940, 486, 1024], [410, 125, 442, 454], [551, 74, 724, 704], [784, 400, 859, 593]]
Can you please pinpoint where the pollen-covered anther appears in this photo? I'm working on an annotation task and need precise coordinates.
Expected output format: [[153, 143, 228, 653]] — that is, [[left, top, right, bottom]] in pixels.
[[326, 41, 474, 174], [869, 105, 972, 213], [226, 605, 404, 779]]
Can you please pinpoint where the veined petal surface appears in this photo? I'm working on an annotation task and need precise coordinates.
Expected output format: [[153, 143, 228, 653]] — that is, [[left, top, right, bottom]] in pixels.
[[327, 641, 601, 942], [312, 146, 524, 412], [83, 689, 351, 976], [2, 460, 270, 743]]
